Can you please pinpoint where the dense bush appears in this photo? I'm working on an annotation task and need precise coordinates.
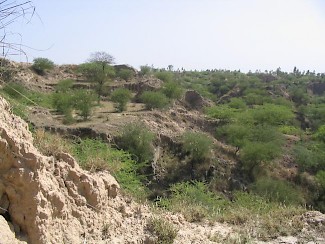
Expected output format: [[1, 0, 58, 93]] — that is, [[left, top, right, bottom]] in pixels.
[[110, 88, 132, 112], [205, 105, 237, 123], [32, 57, 54, 75], [155, 71, 173, 82], [74, 89, 96, 120], [52, 88, 95, 123], [252, 178, 304, 205], [55, 79, 74, 92], [117, 69, 134, 81], [162, 81, 183, 99], [240, 141, 281, 173], [118, 122, 155, 163], [249, 103, 295, 126], [314, 125, 325, 142], [139, 65, 151, 76], [140, 91, 169, 110], [159, 181, 227, 222], [182, 131, 212, 162], [228, 97, 247, 109], [52, 92, 72, 114]]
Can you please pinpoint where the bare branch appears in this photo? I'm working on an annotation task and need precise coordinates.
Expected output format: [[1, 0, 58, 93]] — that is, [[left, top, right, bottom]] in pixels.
[[0, 0, 35, 59]]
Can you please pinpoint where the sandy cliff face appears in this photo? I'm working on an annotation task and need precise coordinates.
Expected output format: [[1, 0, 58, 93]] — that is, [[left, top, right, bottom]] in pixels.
[[0, 96, 123, 243]]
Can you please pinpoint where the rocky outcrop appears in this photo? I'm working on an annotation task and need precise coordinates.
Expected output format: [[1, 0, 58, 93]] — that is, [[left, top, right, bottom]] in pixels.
[[0, 96, 119, 243]]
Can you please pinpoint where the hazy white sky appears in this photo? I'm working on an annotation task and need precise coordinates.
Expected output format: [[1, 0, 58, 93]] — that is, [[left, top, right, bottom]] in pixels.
[[8, 0, 325, 72]]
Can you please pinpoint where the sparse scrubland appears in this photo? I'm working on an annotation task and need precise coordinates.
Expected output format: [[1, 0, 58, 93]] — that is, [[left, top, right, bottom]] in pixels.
[[1, 57, 325, 243]]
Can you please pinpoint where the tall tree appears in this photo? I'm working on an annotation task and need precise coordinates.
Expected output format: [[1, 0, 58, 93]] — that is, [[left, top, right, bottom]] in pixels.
[[88, 51, 115, 70], [78, 51, 116, 103]]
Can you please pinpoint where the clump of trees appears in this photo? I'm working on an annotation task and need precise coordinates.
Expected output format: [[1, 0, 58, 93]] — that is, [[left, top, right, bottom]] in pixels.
[[78, 51, 115, 103], [52, 79, 96, 123]]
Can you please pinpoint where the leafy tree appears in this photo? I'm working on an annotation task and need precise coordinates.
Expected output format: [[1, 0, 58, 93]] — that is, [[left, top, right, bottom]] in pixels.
[[88, 51, 115, 66], [140, 91, 169, 110], [78, 61, 115, 102], [32, 58, 55, 75], [111, 88, 132, 112]]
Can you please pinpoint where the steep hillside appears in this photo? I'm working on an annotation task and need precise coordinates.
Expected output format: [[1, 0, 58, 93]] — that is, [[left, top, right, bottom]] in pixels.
[[1, 60, 325, 243]]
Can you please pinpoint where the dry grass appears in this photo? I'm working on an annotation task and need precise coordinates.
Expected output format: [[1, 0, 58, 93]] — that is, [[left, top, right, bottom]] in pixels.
[[33, 129, 72, 157]]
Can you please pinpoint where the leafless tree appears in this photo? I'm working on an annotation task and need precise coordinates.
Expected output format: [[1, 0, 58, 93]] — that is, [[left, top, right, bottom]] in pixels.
[[0, 0, 35, 58]]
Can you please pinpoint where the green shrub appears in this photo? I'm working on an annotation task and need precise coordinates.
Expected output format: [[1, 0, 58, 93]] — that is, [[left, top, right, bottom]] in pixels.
[[316, 170, 325, 189], [228, 97, 247, 109], [252, 178, 304, 205], [117, 69, 134, 81], [240, 141, 281, 173], [55, 79, 74, 92], [216, 123, 250, 152], [147, 217, 178, 244], [162, 81, 183, 99], [292, 144, 319, 171], [139, 65, 151, 76], [314, 125, 325, 142], [244, 93, 265, 105], [52, 91, 74, 115], [205, 105, 237, 123], [182, 131, 212, 162], [140, 91, 169, 110], [155, 71, 173, 82], [32, 57, 54, 75], [74, 89, 96, 120], [278, 125, 301, 135], [159, 181, 227, 222], [249, 103, 295, 126], [52, 89, 95, 122], [118, 122, 155, 163], [111, 88, 132, 112]]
